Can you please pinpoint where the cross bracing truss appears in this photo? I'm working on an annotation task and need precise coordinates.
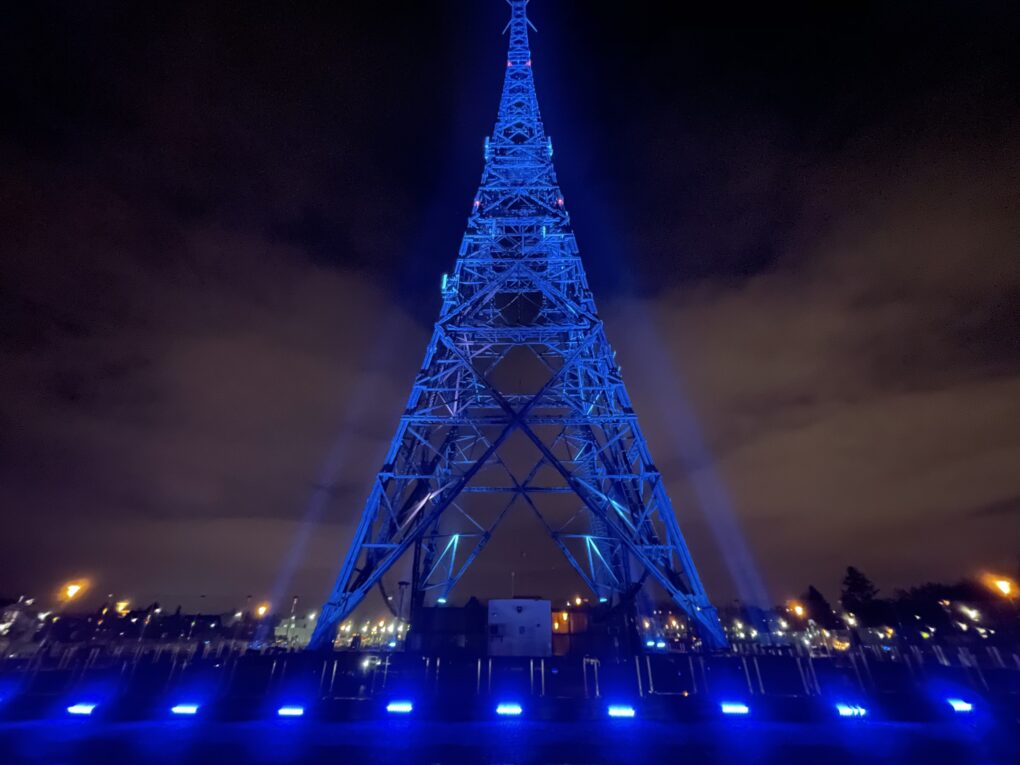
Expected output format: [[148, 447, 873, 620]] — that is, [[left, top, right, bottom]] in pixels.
[[310, 0, 726, 650]]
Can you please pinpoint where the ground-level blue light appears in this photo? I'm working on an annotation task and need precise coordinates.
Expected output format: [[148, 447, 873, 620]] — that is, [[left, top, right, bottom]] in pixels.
[[436, 597, 447, 605], [598, 597, 608, 603], [386, 700, 414, 714], [170, 704, 200, 716], [655, 641, 666, 649], [836, 703, 867, 717], [277, 705, 305, 717], [496, 702, 522, 716], [720, 702, 750, 715], [67, 703, 97, 716], [607, 705, 636, 718], [645, 640, 655, 648], [946, 698, 973, 713]]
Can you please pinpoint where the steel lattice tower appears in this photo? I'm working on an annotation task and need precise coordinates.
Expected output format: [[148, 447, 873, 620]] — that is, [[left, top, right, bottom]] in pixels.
[[310, 0, 726, 650]]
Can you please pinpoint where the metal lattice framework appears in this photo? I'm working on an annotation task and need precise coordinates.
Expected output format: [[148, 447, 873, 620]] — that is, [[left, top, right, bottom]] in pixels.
[[310, 0, 726, 650]]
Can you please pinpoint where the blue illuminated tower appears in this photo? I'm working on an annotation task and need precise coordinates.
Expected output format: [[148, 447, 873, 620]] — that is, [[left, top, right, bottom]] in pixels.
[[310, 0, 726, 650]]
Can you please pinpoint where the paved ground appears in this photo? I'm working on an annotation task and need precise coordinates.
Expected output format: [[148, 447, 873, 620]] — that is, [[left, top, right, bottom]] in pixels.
[[0, 718, 1016, 765]]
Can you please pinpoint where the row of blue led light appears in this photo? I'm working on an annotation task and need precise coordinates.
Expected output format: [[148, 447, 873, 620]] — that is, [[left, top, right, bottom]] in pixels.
[[718, 698, 978, 718], [60, 697, 978, 719], [66, 702, 306, 718], [383, 700, 632, 718]]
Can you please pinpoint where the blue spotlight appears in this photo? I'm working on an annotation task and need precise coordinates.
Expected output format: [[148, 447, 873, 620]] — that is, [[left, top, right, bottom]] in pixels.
[[170, 703, 200, 716], [607, 704, 636, 718], [496, 702, 523, 716], [720, 702, 750, 716], [946, 698, 973, 713], [386, 700, 414, 714], [67, 703, 97, 716], [835, 703, 867, 718], [277, 705, 305, 717]]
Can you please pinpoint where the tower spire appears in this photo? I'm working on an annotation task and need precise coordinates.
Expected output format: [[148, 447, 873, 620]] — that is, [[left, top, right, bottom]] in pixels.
[[492, 0, 545, 153], [504, 0, 535, 61]]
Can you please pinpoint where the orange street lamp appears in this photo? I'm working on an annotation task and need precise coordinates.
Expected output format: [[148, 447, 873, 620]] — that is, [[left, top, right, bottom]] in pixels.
[[984, 574, 1015, 598], [256, 603, 270, 618], [787, 600, 806, 618], [61, 580, 88, 602]]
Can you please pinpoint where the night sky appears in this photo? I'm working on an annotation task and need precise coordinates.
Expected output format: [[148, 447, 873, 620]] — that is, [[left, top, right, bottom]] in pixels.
[[2, 1, 1018, 612]]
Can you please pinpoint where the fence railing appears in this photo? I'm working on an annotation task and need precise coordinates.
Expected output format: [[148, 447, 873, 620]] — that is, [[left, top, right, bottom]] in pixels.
[[2, 642, 1016, 705]]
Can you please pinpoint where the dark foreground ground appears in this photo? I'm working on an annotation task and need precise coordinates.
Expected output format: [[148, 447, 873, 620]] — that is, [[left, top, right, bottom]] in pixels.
[[1, 718, 1016, 765]]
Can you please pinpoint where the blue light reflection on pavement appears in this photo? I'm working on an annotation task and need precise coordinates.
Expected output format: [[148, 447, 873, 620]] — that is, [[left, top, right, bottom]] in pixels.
[[0, 718, 1011, 765]]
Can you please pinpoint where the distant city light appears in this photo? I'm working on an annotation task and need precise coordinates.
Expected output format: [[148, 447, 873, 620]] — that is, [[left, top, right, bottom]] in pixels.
[[386, 701, 413, 714], [607, 705, 635, 718], [946, 698, 973, 713], [277, 706, 305, 717], [256, 603, 269, 617], [720, 702, 750, 715], [67, 703, 96, 716], [495, 702, 523, 716], [171, 704, 199, 716], [960, 606, 980, 622]]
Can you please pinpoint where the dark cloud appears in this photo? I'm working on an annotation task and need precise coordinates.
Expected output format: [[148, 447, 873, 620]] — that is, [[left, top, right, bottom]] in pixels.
[[968, 496, 1020, 519], [1, 1, 1018, 609]]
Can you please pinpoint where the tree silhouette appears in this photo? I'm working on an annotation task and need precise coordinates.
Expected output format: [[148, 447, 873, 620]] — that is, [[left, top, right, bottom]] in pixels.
[[841, 566, 879, 614], [801, 585, 840, 629]]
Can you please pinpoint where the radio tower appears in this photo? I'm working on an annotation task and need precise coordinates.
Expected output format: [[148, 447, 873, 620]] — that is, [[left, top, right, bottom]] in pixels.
[[310, 0, 726, 650]]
